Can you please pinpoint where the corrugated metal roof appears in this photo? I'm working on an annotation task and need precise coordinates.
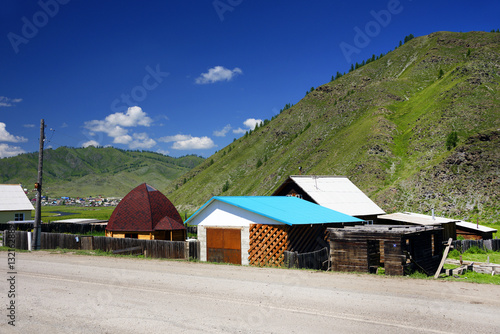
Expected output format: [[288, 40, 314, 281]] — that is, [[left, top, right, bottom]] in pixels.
[[287, 176, 385, 216], [0, 184, 35, 211], [378, 212, 459, 226], [456, 221, 497, 233], [186, 196, 363, 226]]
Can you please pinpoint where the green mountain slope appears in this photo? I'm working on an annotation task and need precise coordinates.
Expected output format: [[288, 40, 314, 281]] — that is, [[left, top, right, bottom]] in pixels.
[[166, 31, 500, 224], [0, 146, 204, 197]]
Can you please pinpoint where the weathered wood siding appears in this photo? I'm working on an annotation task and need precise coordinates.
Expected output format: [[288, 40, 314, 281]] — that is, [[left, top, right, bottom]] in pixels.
[[328, 226, 444, 276]]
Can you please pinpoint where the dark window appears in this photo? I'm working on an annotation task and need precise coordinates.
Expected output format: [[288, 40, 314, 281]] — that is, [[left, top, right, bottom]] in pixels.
[[14, 213, 24, 221]]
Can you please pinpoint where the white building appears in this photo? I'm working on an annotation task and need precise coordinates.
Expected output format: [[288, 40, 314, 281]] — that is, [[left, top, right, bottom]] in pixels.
[[272, 176, 385, 221], [0, 184, 35, 223], [186, 196, 362, 266]]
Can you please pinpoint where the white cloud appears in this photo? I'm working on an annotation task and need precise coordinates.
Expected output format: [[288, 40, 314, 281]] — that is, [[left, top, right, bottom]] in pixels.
[[23, 124, 35, 128], [213, 124, 232, 137], [0, 143, 25, 158], [243, 118, 263, 130], [0, 122, 28, 143], [158, 134, 192, 143], [84, 106, 155, 149], [159, 134, 215, 150], [232, 118, 263, 134], [195, 66, 242, 84], [0, 96, 22, 108], [128, 133, 156, 149], [82, 140, 100, 148], [157, 149, 170, 156], [232, 127, 247, 134], [172, 136, 215, 150]]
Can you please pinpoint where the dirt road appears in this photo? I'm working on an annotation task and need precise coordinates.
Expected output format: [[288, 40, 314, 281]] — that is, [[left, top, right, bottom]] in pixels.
[[1, 251, 499, 333]]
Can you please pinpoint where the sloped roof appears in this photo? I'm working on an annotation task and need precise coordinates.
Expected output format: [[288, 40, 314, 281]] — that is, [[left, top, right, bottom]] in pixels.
[[186, 196, 363, 226], [106, 183, 184, 232], [378, 212, 459, 226], [0, 184, 34, 211], [273, 176, 385, 217], [456, 221, 497, 233]]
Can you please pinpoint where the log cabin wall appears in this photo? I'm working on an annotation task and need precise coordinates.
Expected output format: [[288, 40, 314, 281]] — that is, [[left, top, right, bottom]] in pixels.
[[328, 226, 443, 276]]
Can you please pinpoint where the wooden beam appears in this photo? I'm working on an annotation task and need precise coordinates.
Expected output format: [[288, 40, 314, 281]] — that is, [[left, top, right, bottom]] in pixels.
[[434, 238, 453, 279]]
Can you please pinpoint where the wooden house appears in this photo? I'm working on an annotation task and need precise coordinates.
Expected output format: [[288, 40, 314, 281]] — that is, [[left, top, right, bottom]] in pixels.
[[105, 183, 186, 241], [185, 196, 363, 266], [0, 184, 34, 223], [377, 212, 457, 241], [328, 225, 444, 276], [272, 176, 385, 222], [455, 221, 497, 240]]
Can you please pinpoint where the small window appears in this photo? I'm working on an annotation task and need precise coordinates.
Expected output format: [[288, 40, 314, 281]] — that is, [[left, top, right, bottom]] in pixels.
[[125, 233, 138, 239], [14, 213, 24, 221]]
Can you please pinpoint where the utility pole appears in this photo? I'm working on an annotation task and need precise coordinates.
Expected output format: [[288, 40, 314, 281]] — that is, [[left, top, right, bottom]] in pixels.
[[33, 119, 45, 250]]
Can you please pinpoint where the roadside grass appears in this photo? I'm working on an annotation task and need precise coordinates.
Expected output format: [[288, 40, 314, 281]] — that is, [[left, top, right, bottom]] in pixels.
[[448, 247, 500, 264]]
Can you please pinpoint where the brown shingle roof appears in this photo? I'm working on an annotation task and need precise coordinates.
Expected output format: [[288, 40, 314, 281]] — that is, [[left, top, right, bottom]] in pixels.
[[106, 183, 184, 232]]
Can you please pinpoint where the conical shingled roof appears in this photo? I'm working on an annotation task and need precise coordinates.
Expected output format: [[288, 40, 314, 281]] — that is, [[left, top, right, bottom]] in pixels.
[[106, 183, 185, 232]]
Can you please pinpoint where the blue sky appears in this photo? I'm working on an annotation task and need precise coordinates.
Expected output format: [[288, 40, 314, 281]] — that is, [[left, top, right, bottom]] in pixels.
[[0, 0, 498, 158]]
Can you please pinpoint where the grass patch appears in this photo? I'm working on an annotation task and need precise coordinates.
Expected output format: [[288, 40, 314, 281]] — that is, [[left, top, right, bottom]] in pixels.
[[39, 205, 114, 222], [442, 271, 500, 285], [448, 247, 500, 264]]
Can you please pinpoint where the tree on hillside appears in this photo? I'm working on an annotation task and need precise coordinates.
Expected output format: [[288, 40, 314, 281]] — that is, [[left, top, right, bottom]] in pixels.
[[446, 131, 459, 150]]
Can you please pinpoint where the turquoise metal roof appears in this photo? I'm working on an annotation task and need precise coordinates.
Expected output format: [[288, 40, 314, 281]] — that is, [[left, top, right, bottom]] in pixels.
[[186, 196, 363, 225]]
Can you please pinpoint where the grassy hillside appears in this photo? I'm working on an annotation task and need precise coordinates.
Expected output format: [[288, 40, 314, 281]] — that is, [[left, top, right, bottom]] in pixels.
[[0, 146, 204, 197], [166, 31, 500, 225]]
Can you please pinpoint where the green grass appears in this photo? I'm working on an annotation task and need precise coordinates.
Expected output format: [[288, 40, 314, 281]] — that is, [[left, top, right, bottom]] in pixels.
[[448, 247, 500, 264], [40, 205, 115, 222], [442, 271, 500, 284]]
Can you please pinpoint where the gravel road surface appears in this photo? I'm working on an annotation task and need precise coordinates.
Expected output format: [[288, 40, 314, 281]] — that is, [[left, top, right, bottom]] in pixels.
[[1, 251, 499, 333]]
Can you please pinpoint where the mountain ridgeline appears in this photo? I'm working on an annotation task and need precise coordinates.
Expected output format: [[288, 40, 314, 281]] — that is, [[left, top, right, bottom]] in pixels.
[[166, 31, 500, 225], [0, 146, 204, 197]]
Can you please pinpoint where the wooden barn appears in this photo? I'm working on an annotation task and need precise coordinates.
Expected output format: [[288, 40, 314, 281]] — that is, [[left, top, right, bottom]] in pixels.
[[455, 221, 497, 240], [272, 176, 385, 222], [328, 225, 444, 276], [377, 212, 457, 241], [105, 183, 186, 241], [185, 196, 363, 266]]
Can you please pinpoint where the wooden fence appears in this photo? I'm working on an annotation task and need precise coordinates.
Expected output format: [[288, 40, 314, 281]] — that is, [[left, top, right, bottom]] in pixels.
[[3, 230, 199, 260], [0, 222, 107, 234], [452, 239, 500, 252], [284, 247, 329, 270]]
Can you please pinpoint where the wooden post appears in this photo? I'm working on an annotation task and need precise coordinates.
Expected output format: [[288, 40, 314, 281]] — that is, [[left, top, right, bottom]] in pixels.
[[33, 119, 45, 251], [434, 238, 453, 279]]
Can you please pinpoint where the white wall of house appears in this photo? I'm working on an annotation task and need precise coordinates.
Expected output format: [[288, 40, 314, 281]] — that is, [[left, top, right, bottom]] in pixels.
[[190, 200, 284, 265]]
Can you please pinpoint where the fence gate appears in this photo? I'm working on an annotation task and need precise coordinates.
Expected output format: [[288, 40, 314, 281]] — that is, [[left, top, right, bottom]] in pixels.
[[206, 228, 241, 265]]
